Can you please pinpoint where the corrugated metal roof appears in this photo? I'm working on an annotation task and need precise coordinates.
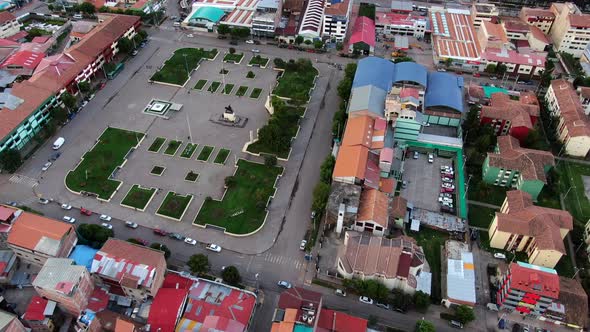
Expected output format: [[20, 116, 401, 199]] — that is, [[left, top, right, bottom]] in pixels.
[[348, 85, 387, 116], [393, 61, 428, 87], [352, 57, 395, 91], [424, 72, 464, 112], [32, 258, 87, 295], [446, 252, 476, 304], [0, 310, 16, 329]]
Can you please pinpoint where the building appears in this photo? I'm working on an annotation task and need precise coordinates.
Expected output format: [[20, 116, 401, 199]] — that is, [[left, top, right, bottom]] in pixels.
[[520, 7, 555, 34], [374, 12, 428, 38], [578, 86, 590, 115], [549, 2, 590, 58], [478, 21, 508, 50], [298, 0, 324, 39], [316, 309, 368, 332], [23, 296, 57, 332], [545, 79, 590, 157], [251, 0, 282, 36], [430, 6, 482, 71], [496, 262, 560, 316], [480, 92, 540, 142], [322, 0, 352, 42], [0, 250, 16, 284], [0, 12, 21, 39], [488, 190, 573, 268], [556, 277, 589, 329], [470, 3, 499, 28], [0, 310, 26, 332], [443, 240, 476, 307], [482, 136, 555, 201], [390, 196, 407, 228], [354, 188, 389, 236], [33, 258, 94, 315], [348, 16, 375, 55], [337, 232, 426, 293], [91, 238, 167, 301], [503, 19, 531, 41], [6, 208, 77, 266], [0, 50, 45, 76], [147, 288, 188, 331]]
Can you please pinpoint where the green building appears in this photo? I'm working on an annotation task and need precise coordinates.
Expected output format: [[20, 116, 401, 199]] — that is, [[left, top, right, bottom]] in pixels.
[[482, 135, 555, 201]]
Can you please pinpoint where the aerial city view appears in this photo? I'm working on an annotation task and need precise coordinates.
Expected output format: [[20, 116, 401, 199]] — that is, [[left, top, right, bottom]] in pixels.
[[1, 0, 590, 330]]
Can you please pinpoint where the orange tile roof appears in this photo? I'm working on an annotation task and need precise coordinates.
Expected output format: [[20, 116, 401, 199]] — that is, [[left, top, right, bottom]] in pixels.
[[521, 7, 554, 19], [390, 196, 407, 218], [7, 211, 74, 252], [357, 189, 389, 228], [325, 0, 349, 16], [481, 92, 540, 130], [341, 115, 373, 148], [432, 8, 481, 60], [69, 15, 139, 58], [484, 21, 508, 43], [487, 136, 555, 182], [529, 25, 550, 44], [333, 145, 369, 180], [550, 79, 590, 138]]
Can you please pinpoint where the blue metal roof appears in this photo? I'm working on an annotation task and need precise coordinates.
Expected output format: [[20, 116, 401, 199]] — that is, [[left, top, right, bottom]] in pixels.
[[352, 57, 395, 91], [424, 72, 464, 113], [69, 245, 98, 271], [392, 62, 428, 87]]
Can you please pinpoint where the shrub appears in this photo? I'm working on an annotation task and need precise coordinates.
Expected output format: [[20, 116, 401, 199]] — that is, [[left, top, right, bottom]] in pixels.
[[264, 155, 277, 167], [229, 47, 236, 54]]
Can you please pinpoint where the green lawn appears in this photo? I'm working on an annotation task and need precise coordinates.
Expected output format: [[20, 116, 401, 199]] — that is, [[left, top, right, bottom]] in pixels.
[[214, 148, 230, 164], [150, 165, 165, 175], [194, 79, 208, 90], [163, 140, 182, 156], [147, 137, 166, 152], [248, 55, 269, 67], [554, 240, 575, 277], [185, 171, 199, 182], [467, 178, 508, 206], [197, 145, 214, 161], [273, 61, 318, 103], [223, 53, 244, 63], [468, 205, 497, 229], [65, 128, 144, 200], [536, 186, 561, 209], [180, 143, 198, 159], [121, 185, 156, 210], [250, 88, 262, 99], [407, 227, 447, 301], [150, 48, 218, 85], [156, 192, 193, 220], [222, 84, 235, 94], [208, 81, 221, 93], [236, 86, 248, 96], [558, 161, 590, 224], [194, 159, 283, 234]]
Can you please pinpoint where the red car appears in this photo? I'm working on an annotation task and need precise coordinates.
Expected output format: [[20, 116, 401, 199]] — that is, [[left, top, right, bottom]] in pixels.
[[99, 81, 107, 90], [473, 72, 481, 77], [153, 228, 168, 236], [80, 208, 92, 216], [441, 187, 454, 193]]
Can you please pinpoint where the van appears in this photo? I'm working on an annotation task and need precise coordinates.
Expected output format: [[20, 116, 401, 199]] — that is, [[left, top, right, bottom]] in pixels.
[[173, 22, 181, 27], [449, 320, 464, 329], [73, 13, 83, 20], [52, 137, 65, 150]]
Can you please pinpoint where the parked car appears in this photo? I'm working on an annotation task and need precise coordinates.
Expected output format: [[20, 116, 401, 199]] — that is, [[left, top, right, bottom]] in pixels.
[[251, 49, 260, 53], [206, 243, 222, 252], [441, 177, 453, 183], [437, 68, 446, 72], [101, 223, 113, 229], [80, 208, 92, 216], [441, 205, 455, 214], [41, 162, 52, 171], [300, 240, 307, 250], [87, 93, 95, 101], [413, 151, 419, 159], [441, 187, 454, 193], [61, 204, 72, 210], [169, 233, 184, 240], [490, 76, 498, 80], [125, 221, 138, 229], [486, 303, 499, 311], [63, 216, 76, 223], [217, 35, 227, 39], [229, 40, 238, 45], [442, 183, 455, 189], [311, 211, 316, 219], [245, 39, 254, 44], [99, 81, 107, 90], [134, 238, 149, 246], [440, 193, 453, 199], [277, 280, 292, 289], [440, 165, 453, 172], [375, 302, 390, 310], [494, 253, 507, 259], [153, 228, 168, 236], [438, 196, 453, 203], [38, 198, 49, 204], [335, 289, 346, 297], [359, 296, 373, 304], [450, 320, 464, 329], [50, 152, 61, 161], [184, 238, 197, 245], [473, 72, 481, 77], [80, 100, 88, 108], [131, 49, 139, 56], [442, 201, 454, 208], [441, 172, 454, 178], [253, 40, 261, 45], [99, 214, 112, 222]]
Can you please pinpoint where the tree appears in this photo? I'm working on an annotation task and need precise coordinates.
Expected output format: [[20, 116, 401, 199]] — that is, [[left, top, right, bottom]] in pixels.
[[50, 107, 69, 124], [313, 40, 324, 49], [138, 30, 148, 41], [295, 35, 304, 45], [336, 42, 343, 51], [393, 56, 414, 63], [273, 58, 285, 69], [187, 254, 210, 275], [414, 291, 430, 313], [79, 2, 96, 14], [150, 243, 171, 259], [217, 24, 230, 35], [78, 81, 91, 94], [312, 181, 330, 212], [337, 77, 353, 100], [225, 175, 236, 187], [455, 305, 475, 325], [229, 47, 236, 54], [390, 289, 413, 311], [496, 63, 507, 74], [319, 155, 335, 184], [415, 320, 435, 332], [77, 224, 113, 249], [264, 155, 277, 167], [118, 37, 134, 54], [0, 149, 22, 173], [443, 57, 453, 68], [60, 92, 76, 111], [484, 64, 496, 74], [344, 63, 357, 78], [367, 315, 378, 327], [304, 39, 312, 45], [221, 266, 241, 285]]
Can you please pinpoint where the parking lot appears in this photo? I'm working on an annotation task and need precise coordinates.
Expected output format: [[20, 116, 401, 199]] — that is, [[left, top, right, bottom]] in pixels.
[[402, 151, 456, 214]]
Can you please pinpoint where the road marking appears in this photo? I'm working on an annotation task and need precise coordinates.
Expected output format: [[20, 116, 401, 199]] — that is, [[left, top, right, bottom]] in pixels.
[[262, 252, 304, 270], [9, 174, 38, 188]]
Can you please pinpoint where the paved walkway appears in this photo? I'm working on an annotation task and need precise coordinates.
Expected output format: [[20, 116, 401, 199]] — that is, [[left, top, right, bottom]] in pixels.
[[467, 200, 501, 209], [555, 155, 590, 165]]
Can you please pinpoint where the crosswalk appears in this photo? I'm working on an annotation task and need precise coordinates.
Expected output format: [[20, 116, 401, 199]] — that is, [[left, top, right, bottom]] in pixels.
[[260, 252, 305, 270], [9, 174, 38, 188]]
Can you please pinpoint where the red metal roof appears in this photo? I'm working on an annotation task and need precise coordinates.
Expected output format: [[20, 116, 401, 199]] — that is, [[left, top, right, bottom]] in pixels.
[[316, 309, 368, 332], [24, 296, 49, 321], [349, 16, 375, 47], [86, 288, 109, 312], [0, 206, 14, 221], [0, 50, 44, 70], [5, 31, 27, 42], [31, 36, 50, 43], [147, 288, 188, 332], [509, 262, 560, 300], [162, 273, 193, 290]]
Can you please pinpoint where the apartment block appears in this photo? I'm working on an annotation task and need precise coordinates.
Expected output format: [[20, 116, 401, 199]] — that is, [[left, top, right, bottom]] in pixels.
[[549, 2, 590, 57], [23, 296, 57, 332], [251, 0, 282, 36], [322, 0, 352, 42], [520, 7, 555, 34], [0, 12, 22, 39], [480, 92, 540, 142], [0, 310, 26, 332], [470, 3, 499, 28], [374, 12, 428, 38]]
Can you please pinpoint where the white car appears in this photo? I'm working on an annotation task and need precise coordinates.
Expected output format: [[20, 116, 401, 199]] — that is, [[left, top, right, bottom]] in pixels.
[[359, 296, 373, 304], [206, 243, 222, 252], [428, 153, 434, 163], [99, 214, 112, 222], [61, 204, 72, 210], [494, 253, 507, 260], [184, 238, 197, 245], [38, 198, 49, 204], [440, 166, 453, 171], [101, 223, 113, 229], [245, 39, 254, 44], [187, 34, 194, 38], [41, 162, 52, 171], [441, 183, 455, 189], [251, 49, 260, 53], [125, 221, 138, 229], [63, 216, 76, 223], [300, 240, 307, 250], [442, 201, 454, 208], [413, 151, 419, 159], [437, 68, 446, 72], [438, 197, 453, 203], [80, 100, 89, 108], [88, 93, 95, 101], [441, 177, 453, 183]]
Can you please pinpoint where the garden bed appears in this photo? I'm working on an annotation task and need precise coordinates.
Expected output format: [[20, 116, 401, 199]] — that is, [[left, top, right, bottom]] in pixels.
[[250, 88, 262, 99], [222, 84, 235, 95], [272, 59, 318, 103], [121, 184, 156, 210], [194, 79, 208, 90], [180, 143, 198, 159], [163, 140, 182, 156], [223, 53, 244, 63], [150, 48, 218, 85], [194, 159, 283, 234], [150, 165, 166, 176], [197, 145, 214, 161], [65, 127, 144, 200], [208, 81, 221, 93], [236, 86, 248, 96], [248, 55, 269, 67], [185, 171, 199, 182], [214, 149, 230, 164], [147, 137, 166, 152], [156, 192, 193, 221]]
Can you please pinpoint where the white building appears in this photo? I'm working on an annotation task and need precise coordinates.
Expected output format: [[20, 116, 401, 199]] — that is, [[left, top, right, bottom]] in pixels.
[[252, 0, 281, 36], [0, 12, 21, 39], [322, 0, 352, 42], [470, 3, 499, 28], [375, 12, 427, 38], [549, 2, 590, 58], [298, 0, 324, 39]]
